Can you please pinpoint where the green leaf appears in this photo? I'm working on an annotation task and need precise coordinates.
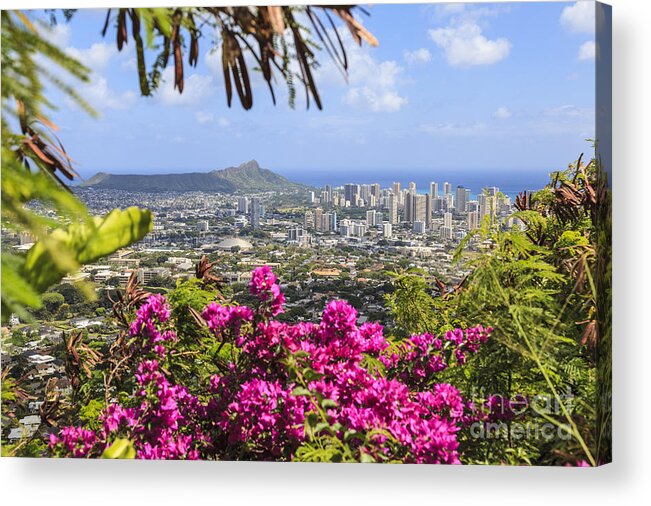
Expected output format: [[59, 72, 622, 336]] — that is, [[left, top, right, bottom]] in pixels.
[[101, 438, 136, 459], [360, 452, 376, 463], [23, 206, 153, 293], [291, 386, 311, 397]]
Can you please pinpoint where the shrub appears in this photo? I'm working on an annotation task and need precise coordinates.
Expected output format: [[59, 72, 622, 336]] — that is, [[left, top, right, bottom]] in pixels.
[[50, 267, 490, 463]]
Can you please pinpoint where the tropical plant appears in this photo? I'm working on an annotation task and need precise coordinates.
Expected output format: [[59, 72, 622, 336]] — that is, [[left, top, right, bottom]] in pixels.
[[387, 153, 610, 466], [47, 266, 494, 462]]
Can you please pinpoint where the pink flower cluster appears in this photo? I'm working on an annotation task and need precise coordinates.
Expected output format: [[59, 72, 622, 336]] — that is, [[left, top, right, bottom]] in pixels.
[[49, 427, 97, 458], [249, 265, 285, 316], [380, 326, 491, 389], [50, 266, 491, 463], [129, 293, 177, 357]]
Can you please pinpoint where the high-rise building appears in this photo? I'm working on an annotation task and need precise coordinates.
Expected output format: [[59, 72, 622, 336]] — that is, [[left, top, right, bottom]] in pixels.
[[382, 222, 392, 238], [445, 193, 454, 210], [425, 194, 432, 227], [478, 195, 496, 223], [196, 220, 209, 232], [440, 226, 453, 240], [413, 221, 426, 234], [320, 189, 331, 204], [329, 211, 337, 231], [366, 210, 376, 227], [413, 194, 427, 224], [429, 182, 439, 199], [444, 211, 453, 229], [444, 182, 452, 195], [339, 219, 352, 237], [371, 183, 381, 199], [360, 184, 372, 204], [388, 193, 398, 224], [456, 186, 468, 214], [314, 207, 324, 231], [400, 188, 409, 207], [321, 211, 337, 232], [304, 210, 314, 229], [432, 196, 444, 213], [392, 182, 401, 197], [405, 192, 413, 223], [237, 196, 250, 214], [250, 197, 262, 229], [344, 184, 360, 206], [352, 222, 367, 237], [287, 227, 311, 246], [409, 181, 417, 193], [467, 211, 479, 230]]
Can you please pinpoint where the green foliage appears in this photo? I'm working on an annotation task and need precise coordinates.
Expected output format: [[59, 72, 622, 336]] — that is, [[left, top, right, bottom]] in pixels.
[[40, 292, 65, 317], [1, 12, 154, 323], [78, 399, 106, 431], [385, 153, 609, 466], [385, 268, 466, 338], [101, 438, 136, 459]]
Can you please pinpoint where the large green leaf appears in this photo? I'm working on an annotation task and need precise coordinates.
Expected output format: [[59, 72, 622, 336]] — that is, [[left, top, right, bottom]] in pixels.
[[101, 438, 136, 459], [22, 206, 153, 293]]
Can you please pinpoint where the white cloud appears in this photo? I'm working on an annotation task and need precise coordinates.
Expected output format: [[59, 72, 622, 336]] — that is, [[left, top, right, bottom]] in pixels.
[[403, 48, 432, 64], [344, 56, 407, 112], [317, 34, 408, 113], [37, 21, 71, 47], [429, 21, 511, 67], [578, 40, 596, 60], [560, 1, 595, 34], [66, 43, 116, 70], [494, 106, 512, 119], [545, 104, 591, 119], [122, 58, 138, 71], [195, 111, 214, 124], [343, 88, 407, 113], [195, 111, 231, 128], [420, 121, 488, 136], [435, 3, 467, 17], [81, 76, 137, 110], [156, 67, 214, 106]]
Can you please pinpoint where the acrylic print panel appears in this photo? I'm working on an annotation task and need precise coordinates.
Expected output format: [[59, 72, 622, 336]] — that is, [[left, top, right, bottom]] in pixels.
[[1, 2, 611, 466]]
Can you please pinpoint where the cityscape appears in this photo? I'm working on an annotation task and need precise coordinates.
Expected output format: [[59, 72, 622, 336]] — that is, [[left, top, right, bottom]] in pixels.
[[2, 161, 534, 445]]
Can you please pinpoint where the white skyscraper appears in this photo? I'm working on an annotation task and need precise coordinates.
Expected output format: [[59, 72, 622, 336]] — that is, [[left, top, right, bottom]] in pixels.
[[429, 182, 439, 199], [237, 196, 250, 214], [467, 211, 479, 230], [444, 211, 453, 228], [388, 193, 398, 224], [366, 210, 376, 227]]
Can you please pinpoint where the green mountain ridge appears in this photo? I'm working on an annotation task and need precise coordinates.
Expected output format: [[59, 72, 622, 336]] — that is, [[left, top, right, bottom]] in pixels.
[[79, 160, 307, 193]]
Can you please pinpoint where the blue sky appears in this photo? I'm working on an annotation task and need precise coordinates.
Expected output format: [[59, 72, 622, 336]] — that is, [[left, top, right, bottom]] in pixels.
[[30, 2, 596, 180]]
